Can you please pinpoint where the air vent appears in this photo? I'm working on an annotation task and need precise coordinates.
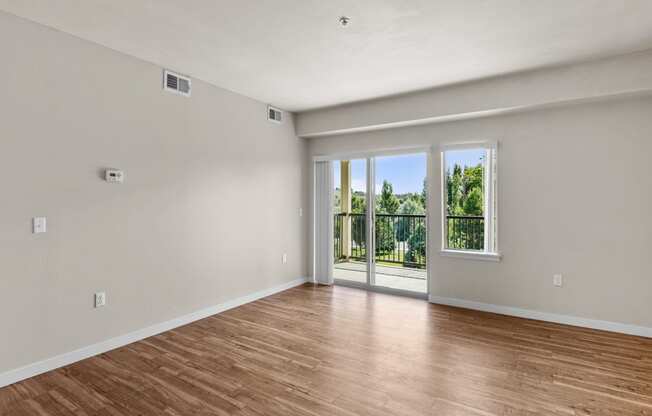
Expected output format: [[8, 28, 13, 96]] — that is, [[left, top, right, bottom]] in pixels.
[[267, 106, 282, 123], [163, 70, 191, 97]]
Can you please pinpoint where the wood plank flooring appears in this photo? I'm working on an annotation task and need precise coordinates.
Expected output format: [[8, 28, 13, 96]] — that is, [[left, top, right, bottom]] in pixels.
[[2, 283, 652, 415]]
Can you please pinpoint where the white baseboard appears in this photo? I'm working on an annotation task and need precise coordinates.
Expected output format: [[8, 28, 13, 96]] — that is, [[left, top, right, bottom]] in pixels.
[[429, 295, 652, 338], [0, 277, 308, 389]]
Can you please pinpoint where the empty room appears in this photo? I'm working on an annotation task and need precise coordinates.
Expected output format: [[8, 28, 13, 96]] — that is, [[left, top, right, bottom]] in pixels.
[[2, 1, 652, 415]]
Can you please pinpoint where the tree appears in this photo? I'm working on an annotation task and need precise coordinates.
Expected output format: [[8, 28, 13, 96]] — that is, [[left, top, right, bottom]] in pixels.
[[375, 218, 395, 254], [448, 164, 464, 215], [396, 198, 424, 242], [445, 163, 484, 216], [378, 180, 400, 214], [351, 192, 366, 214], [405, 223, 426, 266], [463, 187, 483, 216]]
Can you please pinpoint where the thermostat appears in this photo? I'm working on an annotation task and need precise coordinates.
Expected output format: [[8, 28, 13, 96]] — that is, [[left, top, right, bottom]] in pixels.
[[105, 169, 124, 183]]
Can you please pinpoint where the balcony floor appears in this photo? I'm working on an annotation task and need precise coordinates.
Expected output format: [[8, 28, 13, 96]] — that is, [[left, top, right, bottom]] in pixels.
[[334, 260, 427, 293]]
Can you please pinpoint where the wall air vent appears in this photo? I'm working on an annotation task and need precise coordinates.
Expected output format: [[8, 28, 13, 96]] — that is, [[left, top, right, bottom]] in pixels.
[[163, 70, 191, 97], [267, 106, 282, 123]]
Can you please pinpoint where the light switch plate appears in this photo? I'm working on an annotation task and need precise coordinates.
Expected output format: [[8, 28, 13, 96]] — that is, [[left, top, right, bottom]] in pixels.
[[553, 274, 563, 287], [33, 217, 47, 234]]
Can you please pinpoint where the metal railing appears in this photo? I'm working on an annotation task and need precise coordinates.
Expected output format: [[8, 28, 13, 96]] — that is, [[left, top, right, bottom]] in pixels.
[[335, 213, 485, 266], [334, 213, 426, 269], [446, 215, 484, 250]]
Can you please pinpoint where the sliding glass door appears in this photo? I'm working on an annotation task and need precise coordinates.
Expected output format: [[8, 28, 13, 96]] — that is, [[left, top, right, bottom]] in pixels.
[[330, 152, 428, 296]]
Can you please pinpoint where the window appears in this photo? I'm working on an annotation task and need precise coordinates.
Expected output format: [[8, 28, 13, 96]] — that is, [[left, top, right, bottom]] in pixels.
[[441, 142, 499, 260]]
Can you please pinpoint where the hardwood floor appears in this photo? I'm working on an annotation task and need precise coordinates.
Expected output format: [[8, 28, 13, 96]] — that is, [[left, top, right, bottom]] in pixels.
[[2, 284, 652, 415]]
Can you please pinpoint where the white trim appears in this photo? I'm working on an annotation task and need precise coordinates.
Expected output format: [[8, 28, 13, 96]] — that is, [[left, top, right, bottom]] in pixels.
[[0, 277, 308, 389], [439, 249, 501, 262], [428, 295, 652, 338], [439, 140, 497, 151], [366, 157, 376, 286], [335, 279, 428, 299], [440, 142, 499, 255], [313, 146, 431, 162]]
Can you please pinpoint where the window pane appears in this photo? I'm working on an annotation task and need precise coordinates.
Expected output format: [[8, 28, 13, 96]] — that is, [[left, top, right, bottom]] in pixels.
[[444, 149, 485, 251]]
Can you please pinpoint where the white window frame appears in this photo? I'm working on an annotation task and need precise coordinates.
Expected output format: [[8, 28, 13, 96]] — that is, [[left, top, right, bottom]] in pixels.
[[440, 141, 500, 262]]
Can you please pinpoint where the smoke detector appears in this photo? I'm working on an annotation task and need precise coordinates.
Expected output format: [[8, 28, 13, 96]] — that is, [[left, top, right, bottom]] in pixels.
[[339, 16, 351, 27]]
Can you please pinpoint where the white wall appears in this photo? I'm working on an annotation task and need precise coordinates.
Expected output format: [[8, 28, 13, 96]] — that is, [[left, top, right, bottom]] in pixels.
[[0, 11, 308, 374], [308, 95, 652, 329]]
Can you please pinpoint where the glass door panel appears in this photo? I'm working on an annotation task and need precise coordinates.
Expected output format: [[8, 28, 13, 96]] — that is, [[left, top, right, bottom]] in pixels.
[[333, 159, 368, 284], [371, 153, 427, 293]]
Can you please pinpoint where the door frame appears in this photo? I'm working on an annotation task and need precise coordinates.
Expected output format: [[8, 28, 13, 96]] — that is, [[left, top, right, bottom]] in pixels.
[[313, 146, 431, 299]]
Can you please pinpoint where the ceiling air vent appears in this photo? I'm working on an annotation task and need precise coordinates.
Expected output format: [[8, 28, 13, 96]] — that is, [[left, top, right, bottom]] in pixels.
[[267, 106, 282, 124], [163, 70, 191, 97]]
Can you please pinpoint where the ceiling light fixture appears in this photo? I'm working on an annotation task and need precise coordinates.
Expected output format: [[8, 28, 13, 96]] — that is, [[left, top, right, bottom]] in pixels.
[[339, 16, 351, 27]]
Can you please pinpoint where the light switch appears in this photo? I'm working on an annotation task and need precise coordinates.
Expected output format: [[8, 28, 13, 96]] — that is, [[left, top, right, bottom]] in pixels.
[[33, 217, 47, 234], [553, 274, 563, 287]]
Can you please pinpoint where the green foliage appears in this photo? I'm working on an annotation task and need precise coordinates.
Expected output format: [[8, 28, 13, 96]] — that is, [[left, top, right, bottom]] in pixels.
[[396, 198, 424, 242], [378, 180, 400, 214], [405, 223, 426, 265], [351, 192, 366, 214], [446, 163, 484, 216], [463, 187, 483, 216], [375, 218, 395, 254]]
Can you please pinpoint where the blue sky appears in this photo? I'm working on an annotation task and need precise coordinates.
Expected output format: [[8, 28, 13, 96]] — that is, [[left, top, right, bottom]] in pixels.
[[334, 149, 483, 194], [445, 149, 484, 171], [334, 153, 427, 194]]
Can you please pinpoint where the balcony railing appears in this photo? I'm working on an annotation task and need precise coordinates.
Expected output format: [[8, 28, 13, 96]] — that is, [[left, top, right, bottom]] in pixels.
[[334, 213, 485, 266], [334, 213, 427, 269], [446, 215, 484, 250]]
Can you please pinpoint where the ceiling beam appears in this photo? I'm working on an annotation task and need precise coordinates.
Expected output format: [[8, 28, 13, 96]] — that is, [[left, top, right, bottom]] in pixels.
[[296, 50, 652, 138]]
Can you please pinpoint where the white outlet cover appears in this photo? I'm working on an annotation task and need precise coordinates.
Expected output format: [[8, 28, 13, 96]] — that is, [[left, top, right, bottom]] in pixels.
[[282, 253, 288, 264], [95, 292, 107, 308]]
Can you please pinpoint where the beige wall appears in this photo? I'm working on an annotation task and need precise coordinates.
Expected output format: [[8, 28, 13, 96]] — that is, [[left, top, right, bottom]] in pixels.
[[297, 49, 652, 138], [309, 95, 652, 328], [0, 12, 308, 373]]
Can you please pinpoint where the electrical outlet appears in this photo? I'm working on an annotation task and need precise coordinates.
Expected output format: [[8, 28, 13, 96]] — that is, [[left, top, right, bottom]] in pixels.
[[282, 253, 288, 264], [299, 208, 303, 217], [95, 292, 107, 308], [553, 274, 563, 287]]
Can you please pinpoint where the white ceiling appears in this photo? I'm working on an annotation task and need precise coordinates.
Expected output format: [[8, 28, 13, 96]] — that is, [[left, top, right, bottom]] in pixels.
[[3, 1, 652, 112]]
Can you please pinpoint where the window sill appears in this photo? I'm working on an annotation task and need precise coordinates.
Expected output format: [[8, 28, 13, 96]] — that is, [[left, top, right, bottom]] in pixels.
[[439, 250, 502, 262]]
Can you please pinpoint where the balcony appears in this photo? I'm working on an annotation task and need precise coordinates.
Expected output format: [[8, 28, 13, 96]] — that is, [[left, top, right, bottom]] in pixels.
[[333, 214, 484, 292], [333, 213, 427, 293]]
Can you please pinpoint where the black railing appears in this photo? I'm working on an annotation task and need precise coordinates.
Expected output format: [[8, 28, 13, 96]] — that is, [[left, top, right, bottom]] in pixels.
[[334, 213, 426, 269], [334, 213, 367, 263], [446, 215, 484, 250], [335, 214, 485, 265]]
